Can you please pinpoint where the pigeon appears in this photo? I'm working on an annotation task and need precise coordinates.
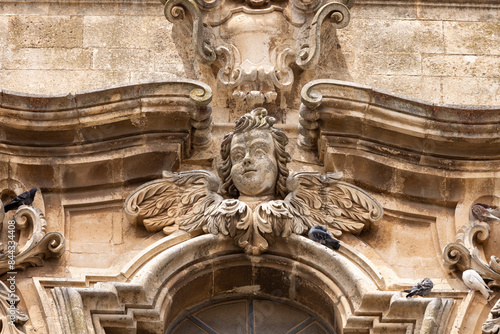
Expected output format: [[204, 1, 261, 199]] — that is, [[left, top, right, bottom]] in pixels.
[[308, 225, 340, 250], [404, 278, 433, 298], [462, 269, 493, 300], [3, 188, 38, 213], [471, 203, 500, 222]]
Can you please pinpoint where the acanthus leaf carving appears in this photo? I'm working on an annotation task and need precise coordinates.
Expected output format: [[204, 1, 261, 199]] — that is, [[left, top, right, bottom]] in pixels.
[[0, 280, 28, 334]]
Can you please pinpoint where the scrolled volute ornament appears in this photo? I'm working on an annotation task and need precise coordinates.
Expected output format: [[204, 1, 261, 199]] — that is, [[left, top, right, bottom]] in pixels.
[[443, 218, 500, 288], [126, 108, 383, 255], [163, 0, 352, 106], [163, 0, 216, 65], [0, 205, 65, 275], [296, 2, 350, 70]]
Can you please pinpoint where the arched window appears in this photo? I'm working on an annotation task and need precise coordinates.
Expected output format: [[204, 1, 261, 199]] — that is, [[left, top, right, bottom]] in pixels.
[[169, 297, 335, 334]]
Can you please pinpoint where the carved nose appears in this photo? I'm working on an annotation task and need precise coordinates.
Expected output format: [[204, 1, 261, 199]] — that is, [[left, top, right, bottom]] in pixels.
[[243, 156, 252, 166]]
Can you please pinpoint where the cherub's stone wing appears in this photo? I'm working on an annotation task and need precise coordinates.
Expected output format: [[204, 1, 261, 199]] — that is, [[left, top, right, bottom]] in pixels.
[[125, 170, 223, 234], [285, 171, 383, 237]]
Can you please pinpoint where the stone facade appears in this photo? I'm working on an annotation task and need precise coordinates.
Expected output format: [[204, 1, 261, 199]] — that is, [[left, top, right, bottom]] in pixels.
[[1, 0, 499, 106], [0, 0, 499, 333]]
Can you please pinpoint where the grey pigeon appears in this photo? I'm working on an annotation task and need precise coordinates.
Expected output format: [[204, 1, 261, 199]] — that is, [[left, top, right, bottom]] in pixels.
[[471, 203, 500, 221], [308, 225, 340, 250], [4, 188, 38, 213], [404, 278, 433, 298], [462, 269, 493, 300]]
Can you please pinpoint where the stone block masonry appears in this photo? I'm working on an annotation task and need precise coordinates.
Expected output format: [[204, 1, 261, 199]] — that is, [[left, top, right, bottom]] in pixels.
[[0, 0, 498, 106]]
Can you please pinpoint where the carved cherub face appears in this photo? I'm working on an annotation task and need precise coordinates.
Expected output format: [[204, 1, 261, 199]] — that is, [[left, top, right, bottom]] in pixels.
[[219, 108, 292, 199], [230, 129, 278, 197]]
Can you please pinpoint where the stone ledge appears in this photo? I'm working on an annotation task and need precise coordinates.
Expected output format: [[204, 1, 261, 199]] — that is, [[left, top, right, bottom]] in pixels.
[[0, 80, 212, 190]]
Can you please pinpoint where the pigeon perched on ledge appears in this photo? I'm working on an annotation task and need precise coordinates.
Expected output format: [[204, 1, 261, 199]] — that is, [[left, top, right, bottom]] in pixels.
[[3, 188, 38, 213], [462, 269, 493, 301], [471, 203, 500, 222], [308, 225, 340, 250], [404, 278, 433, 298]]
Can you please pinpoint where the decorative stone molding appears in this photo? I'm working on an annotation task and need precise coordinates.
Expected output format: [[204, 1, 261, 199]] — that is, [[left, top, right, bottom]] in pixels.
[[443, 219, 500, 287], [163, 0, 353, 107], [299, 79, 500, 160], [34, 232, 456, 333], [483, 298, 500, 334], [125, 108, 383, 255], [345, 292, 454, 334], [35, 233, 386, 333], [298, 79, 500, 203], [0, 80, 213, 191], [0, 204, 65, 275]]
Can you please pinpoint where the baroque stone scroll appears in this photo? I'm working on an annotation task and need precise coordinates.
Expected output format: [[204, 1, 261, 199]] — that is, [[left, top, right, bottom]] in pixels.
[[443, 219, 500, 288], [163, 0, 353, 106]]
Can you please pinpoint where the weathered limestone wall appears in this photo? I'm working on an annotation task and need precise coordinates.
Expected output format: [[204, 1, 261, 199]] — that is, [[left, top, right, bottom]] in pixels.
[[0, 0, 499, 106]]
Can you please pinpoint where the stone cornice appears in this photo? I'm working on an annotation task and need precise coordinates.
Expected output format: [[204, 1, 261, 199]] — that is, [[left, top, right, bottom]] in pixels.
[[0, 80, 212, 190], [299, 79, 500, 203], [300, 79, 500, 171], [0, 80, 211, 154], [1, 0, 498, 7]]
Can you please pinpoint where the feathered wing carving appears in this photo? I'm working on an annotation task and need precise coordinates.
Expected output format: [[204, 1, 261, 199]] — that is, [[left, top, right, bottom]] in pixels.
[[125, 170, 223, 233], [285, 171, 383, 237], [125, 170, 383, 255]]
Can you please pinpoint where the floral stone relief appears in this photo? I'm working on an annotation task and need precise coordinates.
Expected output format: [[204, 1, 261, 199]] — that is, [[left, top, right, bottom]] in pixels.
[[162, 0, 353, 107], [125, 108, 383, 255]]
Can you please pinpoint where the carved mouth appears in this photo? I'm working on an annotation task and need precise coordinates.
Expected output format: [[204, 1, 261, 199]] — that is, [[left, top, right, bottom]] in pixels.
[[243, 169, 257, 174]]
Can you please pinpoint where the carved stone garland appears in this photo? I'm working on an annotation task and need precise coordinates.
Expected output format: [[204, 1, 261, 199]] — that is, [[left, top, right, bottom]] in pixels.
[[162, 0, 353, 107]]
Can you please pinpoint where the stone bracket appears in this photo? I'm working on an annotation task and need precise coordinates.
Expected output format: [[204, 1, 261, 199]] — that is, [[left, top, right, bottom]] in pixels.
[[443, 219, 500, 288]]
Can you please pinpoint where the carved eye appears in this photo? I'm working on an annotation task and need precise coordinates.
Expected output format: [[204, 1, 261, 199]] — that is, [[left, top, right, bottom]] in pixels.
[[232, 152, 244, 162], [255, 148, 266, 156]]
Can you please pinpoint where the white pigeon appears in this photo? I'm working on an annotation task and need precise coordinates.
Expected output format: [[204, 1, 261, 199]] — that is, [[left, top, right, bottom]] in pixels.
[[462, 269, 493, 300]]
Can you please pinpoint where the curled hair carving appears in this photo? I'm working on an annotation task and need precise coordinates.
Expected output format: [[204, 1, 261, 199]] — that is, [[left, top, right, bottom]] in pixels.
[[218, 108, 292, 198]]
